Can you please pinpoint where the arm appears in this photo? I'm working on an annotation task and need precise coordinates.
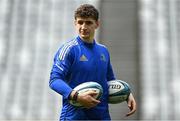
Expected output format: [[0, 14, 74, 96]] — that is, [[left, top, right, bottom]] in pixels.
[[49, 47, 74, 99], [106, 48, 136, 116], [106, 50, 116, 81]]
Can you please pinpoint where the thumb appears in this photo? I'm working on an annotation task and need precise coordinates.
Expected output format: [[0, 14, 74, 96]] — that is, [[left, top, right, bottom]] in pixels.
[[127, 100, 132, 108]]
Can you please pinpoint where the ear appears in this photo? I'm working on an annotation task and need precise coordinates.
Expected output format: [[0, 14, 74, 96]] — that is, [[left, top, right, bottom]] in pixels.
[[95, 20, 100, 29]]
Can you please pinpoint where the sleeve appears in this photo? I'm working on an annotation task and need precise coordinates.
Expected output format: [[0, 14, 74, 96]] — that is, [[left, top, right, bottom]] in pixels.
[[106, 49, 116, 81], [49, 45, 74, 99]]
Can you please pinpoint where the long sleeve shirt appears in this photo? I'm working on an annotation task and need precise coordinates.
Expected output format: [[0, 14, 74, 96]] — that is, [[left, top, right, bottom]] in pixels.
[[49, 36, 115, 120]]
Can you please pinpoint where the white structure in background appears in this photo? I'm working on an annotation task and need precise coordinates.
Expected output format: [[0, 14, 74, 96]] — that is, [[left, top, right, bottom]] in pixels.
[[139, 0, 180, 120], [0, 0, 100, 120]]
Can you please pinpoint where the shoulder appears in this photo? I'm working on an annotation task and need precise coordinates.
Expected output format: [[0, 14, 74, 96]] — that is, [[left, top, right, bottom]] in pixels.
[[57, 39, 79, 60], [61, 39, 78, 49], [96, 42, 111, 60], [96, 42, 109, 52]]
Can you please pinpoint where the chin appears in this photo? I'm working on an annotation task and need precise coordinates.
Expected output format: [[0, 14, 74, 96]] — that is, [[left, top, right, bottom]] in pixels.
[[80, 35, 89, 40]]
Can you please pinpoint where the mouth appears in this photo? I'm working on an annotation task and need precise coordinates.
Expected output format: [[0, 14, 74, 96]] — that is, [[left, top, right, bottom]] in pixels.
[[81, 31, 89, 35]]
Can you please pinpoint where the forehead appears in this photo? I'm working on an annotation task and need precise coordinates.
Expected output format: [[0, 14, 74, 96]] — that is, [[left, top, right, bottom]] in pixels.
[[75, 17, 96, 22]]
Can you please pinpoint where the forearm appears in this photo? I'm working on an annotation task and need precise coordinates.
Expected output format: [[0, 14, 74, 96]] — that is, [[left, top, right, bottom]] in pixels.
[[49, 79, 73, 99]]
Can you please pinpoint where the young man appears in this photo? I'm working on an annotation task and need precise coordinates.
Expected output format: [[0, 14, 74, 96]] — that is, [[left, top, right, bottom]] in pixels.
[[49, 4, 136, 120]]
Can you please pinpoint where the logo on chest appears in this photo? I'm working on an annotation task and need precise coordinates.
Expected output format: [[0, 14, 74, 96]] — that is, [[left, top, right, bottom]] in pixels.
[[79, 54, 106, 62], [100, 53, 106, 62], [80, 54, 88, 61]]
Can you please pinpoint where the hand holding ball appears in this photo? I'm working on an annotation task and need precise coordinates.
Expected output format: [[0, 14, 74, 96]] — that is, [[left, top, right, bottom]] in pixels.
[[69, 82, 103, 107]]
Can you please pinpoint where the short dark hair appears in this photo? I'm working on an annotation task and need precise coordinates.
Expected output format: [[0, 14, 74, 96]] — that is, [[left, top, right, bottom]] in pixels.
[[74, 4, 99, 21]]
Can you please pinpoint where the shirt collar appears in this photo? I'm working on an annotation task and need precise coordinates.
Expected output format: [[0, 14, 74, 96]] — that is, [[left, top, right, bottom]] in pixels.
[[76, 36, 96, 48]]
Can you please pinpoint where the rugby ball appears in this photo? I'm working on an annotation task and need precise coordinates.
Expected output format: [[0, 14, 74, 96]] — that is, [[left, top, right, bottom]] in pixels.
[[69, 82, 103, 107], [108, 80, 131, 104]]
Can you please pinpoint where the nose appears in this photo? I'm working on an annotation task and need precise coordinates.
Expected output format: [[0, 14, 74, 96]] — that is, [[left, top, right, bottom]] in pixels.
[[81, 22, 87, 29]]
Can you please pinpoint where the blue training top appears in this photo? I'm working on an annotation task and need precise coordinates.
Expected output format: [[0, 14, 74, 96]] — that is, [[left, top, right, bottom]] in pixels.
[[49, 36, 115, 120]]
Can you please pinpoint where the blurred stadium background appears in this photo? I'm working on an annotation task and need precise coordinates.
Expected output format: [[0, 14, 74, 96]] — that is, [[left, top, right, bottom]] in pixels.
[[0, 0, 180, 120]]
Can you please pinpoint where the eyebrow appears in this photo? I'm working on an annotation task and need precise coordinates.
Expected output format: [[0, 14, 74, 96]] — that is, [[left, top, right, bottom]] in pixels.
[[77, 20, 93, 24]]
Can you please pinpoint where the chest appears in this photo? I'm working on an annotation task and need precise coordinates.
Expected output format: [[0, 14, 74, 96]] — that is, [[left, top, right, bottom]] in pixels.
[[73, 46, 108, 73]]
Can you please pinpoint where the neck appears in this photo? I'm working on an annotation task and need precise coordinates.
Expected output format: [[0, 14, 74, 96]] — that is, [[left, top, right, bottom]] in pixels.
[[80, 37, 94, 43]]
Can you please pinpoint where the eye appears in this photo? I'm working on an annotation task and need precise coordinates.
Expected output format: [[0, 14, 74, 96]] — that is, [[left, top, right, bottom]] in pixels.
[[85, 21, 93, 25], [77, 21, 83, 25]]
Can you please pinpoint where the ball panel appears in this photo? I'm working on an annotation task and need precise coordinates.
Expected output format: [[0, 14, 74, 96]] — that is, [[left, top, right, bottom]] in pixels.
[[108, 95, 128, 104], [108, 81, 125, 95], [108, 80, 131, 104]]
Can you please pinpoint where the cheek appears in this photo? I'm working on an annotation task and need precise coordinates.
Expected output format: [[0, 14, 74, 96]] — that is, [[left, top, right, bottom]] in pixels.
[[75, 26, 81, 31], [90, 27, 96, 31]]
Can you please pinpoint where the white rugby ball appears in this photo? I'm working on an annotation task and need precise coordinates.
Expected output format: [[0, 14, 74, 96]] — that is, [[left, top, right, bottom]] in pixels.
[[69, 82, 103, 107], [108, 80, 131, 104]]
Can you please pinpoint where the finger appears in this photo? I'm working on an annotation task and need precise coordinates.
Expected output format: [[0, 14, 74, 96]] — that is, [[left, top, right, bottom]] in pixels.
[[126, 101, 136, 116], [87, 90, 99, 97], [85, 90, 98, 94], [90, 92, 99, 97], [85, 99, 100, 109], [126, 105, 136, 117], [126, 107, 134, 116], [126, 110, 135, 117], [91, 97, 100, 103]]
